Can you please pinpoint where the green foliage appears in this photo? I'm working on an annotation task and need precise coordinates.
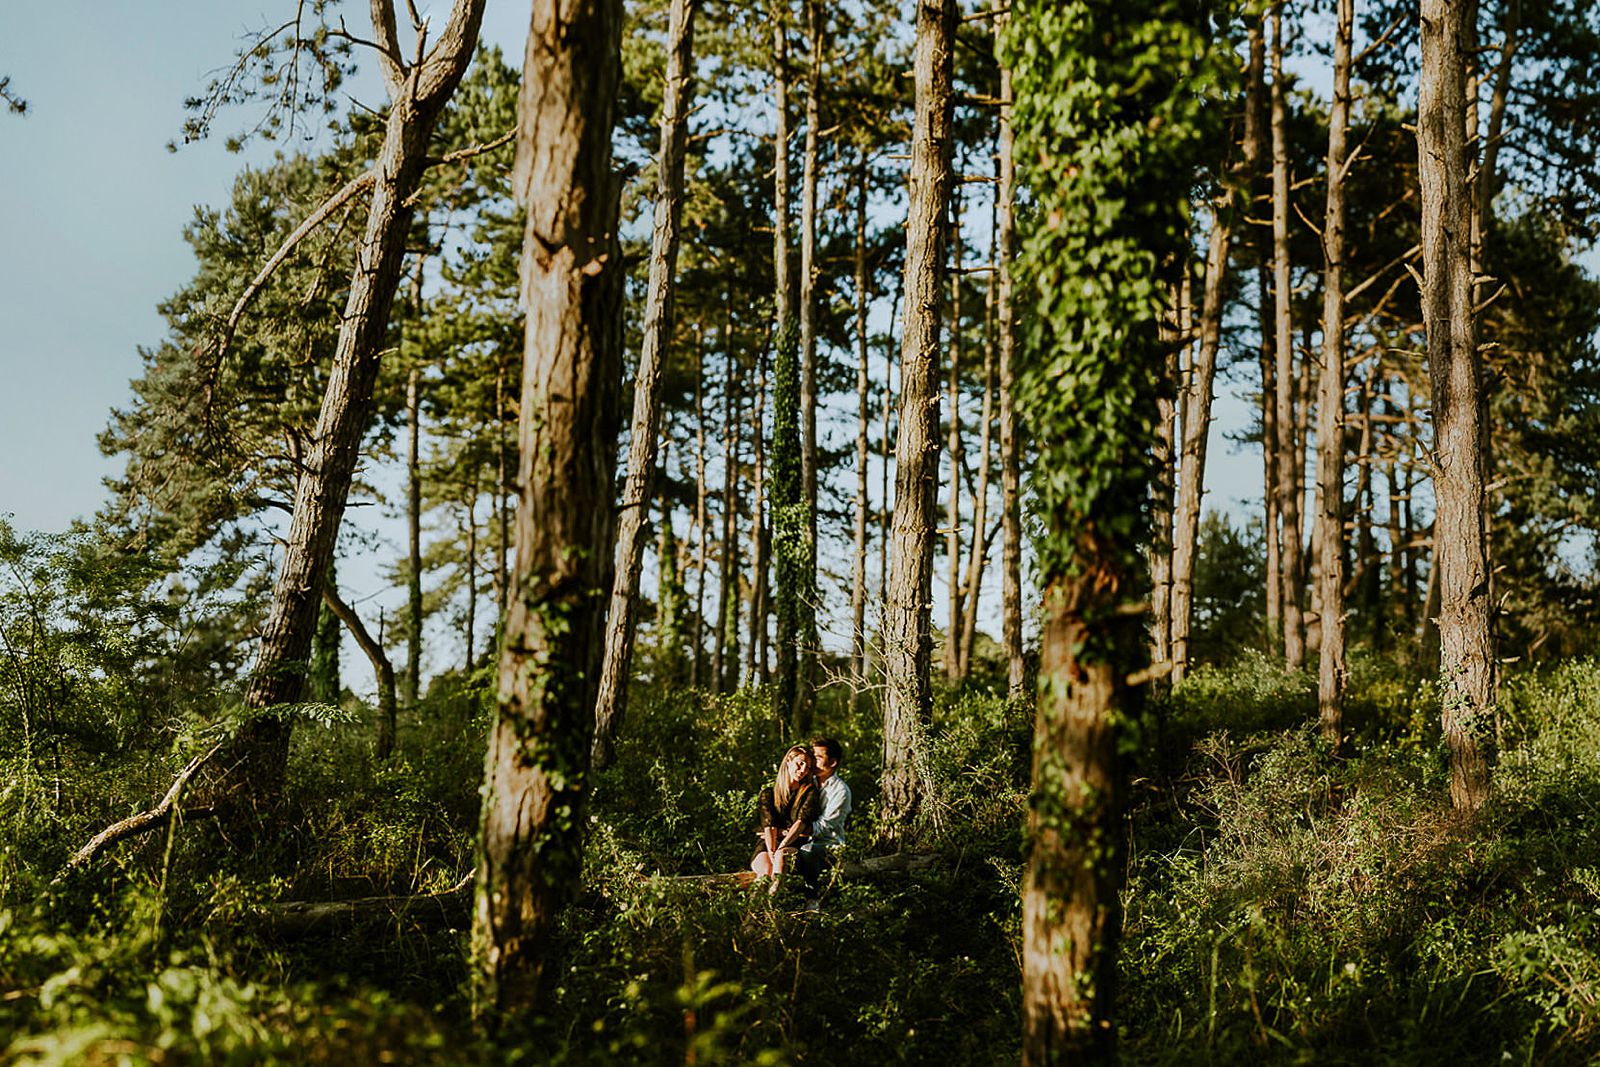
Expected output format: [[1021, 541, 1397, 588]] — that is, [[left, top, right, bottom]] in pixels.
[[1004, 0, 1231, 583], [770, 313, 813, 730]]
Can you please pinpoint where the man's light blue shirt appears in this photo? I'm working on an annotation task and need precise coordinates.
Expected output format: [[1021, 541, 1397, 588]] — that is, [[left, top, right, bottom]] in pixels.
[[811, 774, 852, 848]]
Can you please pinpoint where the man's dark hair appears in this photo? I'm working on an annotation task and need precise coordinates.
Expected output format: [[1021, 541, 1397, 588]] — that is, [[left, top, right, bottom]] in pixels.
[[810, 736, 843, 766]]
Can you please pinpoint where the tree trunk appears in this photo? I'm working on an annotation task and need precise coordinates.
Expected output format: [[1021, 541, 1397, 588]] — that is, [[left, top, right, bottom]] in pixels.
[[405, 363, 424, 706], [464, 488, 477, 670], [995, 13, 1024, 702], [1152, 289, 1179, 675], [748, 347, 771, 687], [591, 0, 698, 769], [309, 559, 342, 706], [494, 355, 510, 631], [771, 1, 813, 731], [713, 313, 743, 695], [1418, 0, 1493, 812], [944, 185, 965, 683], [1171, 213, 1233, 683], [881, 0, 955, 836], [1315, 0, 1353, 743], [1269, 2, 1305, 672], [691, 328, 708, 688], [958, 240, 997, 678], [322, 580, 398, 761], [850, 154, 873, 704], [471, 0, 623, 1015], [236, 0, 485, 804], [1260, 264, 1282, 650]]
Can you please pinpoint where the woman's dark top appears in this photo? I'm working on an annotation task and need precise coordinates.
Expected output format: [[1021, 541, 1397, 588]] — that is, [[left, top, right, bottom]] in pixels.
[[756, 784, 821, 838]]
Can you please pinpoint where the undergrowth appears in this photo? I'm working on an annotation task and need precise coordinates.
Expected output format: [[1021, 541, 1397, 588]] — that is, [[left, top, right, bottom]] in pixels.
[[7, 655, 1600, 1063]]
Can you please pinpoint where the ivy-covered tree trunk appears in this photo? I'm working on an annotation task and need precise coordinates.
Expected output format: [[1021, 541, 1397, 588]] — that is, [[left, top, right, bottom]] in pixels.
[[691, 331, 708, 689], [1315, 0, 1353, 742], [235, 0, 485, 803], [996, 7, 1026, 703], [796, 0, 824, 730], [881, 0, 955, 836], [1005, 2, 1219, 1059], [771, 0, 813, 733], [1269, 1, 1305, 672], [592, 0, 698, 770], [471, 0, 623, 1013], [1419, 0, 1493, 811], [748, 349, 770, 687], [309, 559, 341, 706]]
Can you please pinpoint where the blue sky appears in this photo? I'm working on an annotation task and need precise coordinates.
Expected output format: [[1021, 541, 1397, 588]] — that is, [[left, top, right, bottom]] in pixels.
[[0, 2, 529, 535]]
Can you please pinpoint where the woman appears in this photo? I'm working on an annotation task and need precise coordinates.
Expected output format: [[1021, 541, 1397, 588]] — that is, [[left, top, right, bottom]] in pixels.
[[751, 744, 821, 891]]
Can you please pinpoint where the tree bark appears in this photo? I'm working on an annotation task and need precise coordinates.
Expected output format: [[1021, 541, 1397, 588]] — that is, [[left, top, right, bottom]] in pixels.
[[591, 0, 698, 770], [1315, 0, 1353, 743], [944, 185, 965, 683], [748, 347, 771, 687], [881, 0, 955, 837], [995, 13, 1025, 702], [958, 240, 997, 679], [405, 364, 424, 706], [691, 328, 708, 688], [235, 0, 485, 803], [712, 313, 743, 695], [1418, 0, 1493, 811], [1269, 2, 1305, 672], [850, 155, 873, 704], [471, 0, 623, 1014]]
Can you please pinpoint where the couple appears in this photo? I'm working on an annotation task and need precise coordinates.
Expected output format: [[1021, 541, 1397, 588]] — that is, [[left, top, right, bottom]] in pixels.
[[750, 737, 852, 902]]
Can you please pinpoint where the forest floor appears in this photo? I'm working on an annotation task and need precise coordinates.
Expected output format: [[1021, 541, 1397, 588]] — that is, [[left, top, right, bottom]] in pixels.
[[6, 650, 1600, 1064]]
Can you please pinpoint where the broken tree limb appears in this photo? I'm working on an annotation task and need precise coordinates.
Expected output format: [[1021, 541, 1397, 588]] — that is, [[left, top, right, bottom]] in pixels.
[[58, 740, 224, 878]]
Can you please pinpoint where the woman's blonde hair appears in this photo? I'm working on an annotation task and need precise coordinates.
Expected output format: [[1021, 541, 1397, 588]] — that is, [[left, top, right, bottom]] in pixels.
[[773, 744, 814, 812]]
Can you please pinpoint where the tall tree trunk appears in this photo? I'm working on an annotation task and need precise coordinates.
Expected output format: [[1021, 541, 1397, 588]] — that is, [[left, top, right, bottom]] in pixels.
[[996, 11, 1025, 702], [1419, 0, 1493, 811], [770, 1, 813, 732], [591, 0, 699, 769], [850, 154, 873, 704], [1315, 0, 1353, 742], [1260, 264, 1282, 649], [494, 355, 510, 631], [322, 580, 398, 762], [691, 330, 709, 688], [794, 0, 824, 727], [748, 348, 771, 687], [944, 186, 965, 683], [471, 0, 622, 1014], [405, 364, 424, 706], [1171, 216, 1234, 683], [464, 487, 477, 670], [712, 315, 742, 695], [958, 234, 997, 678], [237, 0, 485, 802], [881, 0, 955, 836], [1269, 1, 1305, 671]]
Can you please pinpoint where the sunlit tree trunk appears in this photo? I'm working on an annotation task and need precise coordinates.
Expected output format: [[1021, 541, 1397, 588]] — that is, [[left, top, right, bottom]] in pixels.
[[944, 186, 965, 683], [1269, 2, 1305, 671], [1315, 0, 1353, 742], [237, 0, 485, 802], [471, 0, 622, 1013], [882, 0, 955, 836], [591, 0, 698, 768], [996, 14, 1025, 702], [1419, 0, 1493, 811], [850, 155, 873, 704]]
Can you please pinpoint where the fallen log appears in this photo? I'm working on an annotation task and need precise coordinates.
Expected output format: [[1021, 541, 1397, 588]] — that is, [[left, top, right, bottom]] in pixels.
[[654, 852, 939, 889], [254, 871, 474, 939]]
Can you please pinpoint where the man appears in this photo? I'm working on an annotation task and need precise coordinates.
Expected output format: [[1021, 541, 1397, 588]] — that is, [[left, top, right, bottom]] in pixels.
[[797, 736, 851, 906]]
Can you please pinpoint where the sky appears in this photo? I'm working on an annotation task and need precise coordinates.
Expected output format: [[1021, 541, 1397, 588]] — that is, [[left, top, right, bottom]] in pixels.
[[0, 2, 530, 535]]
